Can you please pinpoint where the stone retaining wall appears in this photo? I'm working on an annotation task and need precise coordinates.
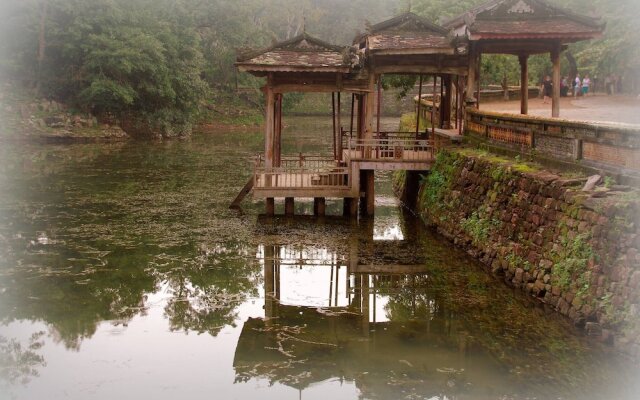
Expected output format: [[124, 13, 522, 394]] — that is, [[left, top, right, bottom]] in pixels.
[[465, 108, 640, 183], [410, 149, 640, 354]]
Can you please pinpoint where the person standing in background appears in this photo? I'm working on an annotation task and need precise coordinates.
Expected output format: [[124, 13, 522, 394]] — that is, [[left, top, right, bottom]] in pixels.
[[574, 74, 582, 98], [582, 74, 591, 97], [543, 75, 553, 104]]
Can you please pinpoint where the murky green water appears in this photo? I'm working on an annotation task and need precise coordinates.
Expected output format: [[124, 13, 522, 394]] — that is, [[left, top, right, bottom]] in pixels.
[[0, 117, 638, 400]]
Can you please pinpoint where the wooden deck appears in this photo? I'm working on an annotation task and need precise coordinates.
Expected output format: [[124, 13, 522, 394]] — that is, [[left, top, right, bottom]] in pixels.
[[252, 137, 436, 199]]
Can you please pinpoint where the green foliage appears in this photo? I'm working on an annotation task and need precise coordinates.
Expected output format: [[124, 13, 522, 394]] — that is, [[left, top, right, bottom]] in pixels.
[[382, 75, 417, 99], [461, 211, 500, 245], [551, 233, 594, 296]]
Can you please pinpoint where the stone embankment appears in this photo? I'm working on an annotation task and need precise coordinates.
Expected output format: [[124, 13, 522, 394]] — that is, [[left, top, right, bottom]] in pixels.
[[399, 149, 640, 354]]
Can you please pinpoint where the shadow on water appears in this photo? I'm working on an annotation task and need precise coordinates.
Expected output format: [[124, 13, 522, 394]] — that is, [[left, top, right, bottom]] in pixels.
[[0, 118, 637, 399]]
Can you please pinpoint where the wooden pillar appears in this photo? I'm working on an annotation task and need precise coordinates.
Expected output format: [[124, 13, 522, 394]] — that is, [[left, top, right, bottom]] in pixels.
[[284, 197, 294, 216], [337, 92, 342, 161], [264, 78, 275, 168], [314, 197, 326, 216], [365, 170, 374, 216], [376, 77, 382, 135], [519, 55, 529, 115], [442, 75, 452, 129], [416, 75, 423, 138], [274, 93, 283, 166], [265, 198, 275, 216], [431, 75, 436, 138], [356, 94, 364, 139], [466, 45, 477, 105], [454, 76, 459, 130], [349, 94, 355, 138], [551, 43, 561, 118], [332, 92, 337, 159], [476, 53, 482, 109], [364, 74, 376, 139], [343, 197, 358, 217]]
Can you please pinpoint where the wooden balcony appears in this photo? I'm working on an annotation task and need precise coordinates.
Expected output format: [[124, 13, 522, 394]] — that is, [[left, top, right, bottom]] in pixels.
[[253, 155, 357, 198], [344, 137, 435, 170]]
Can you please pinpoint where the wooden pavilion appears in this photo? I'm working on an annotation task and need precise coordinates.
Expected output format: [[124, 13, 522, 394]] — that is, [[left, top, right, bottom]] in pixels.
[[443, 0, 604, 117], [236, 31, 438, 217], [233, 1, 605, 216]]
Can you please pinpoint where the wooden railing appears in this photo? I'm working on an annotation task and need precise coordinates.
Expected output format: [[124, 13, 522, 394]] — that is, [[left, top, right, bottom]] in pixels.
[[465, 108, 640, 175], [254, 154, 350, 191], [346, 138, 435, 162], [255, 154, 340, 169]]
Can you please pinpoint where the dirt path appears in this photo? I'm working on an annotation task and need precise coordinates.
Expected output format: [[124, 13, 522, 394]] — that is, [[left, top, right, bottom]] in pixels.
[[481, 94, 640, 124]]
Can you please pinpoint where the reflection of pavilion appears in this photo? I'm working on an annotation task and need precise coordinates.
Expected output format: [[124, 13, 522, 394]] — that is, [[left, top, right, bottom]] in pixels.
[[233, 228, 507, 399]]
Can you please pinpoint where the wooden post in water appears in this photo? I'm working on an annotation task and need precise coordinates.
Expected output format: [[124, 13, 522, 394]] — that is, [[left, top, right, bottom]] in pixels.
[[285, 197, 294, 216], [416, 75, 423, 138], [314, 197, 326, 216], [519, 55, 529, 115]]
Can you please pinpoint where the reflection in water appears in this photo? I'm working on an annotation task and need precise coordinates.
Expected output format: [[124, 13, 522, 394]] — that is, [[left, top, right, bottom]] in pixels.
[[237, 216, 639, 400], [0, 121, 637, 399]]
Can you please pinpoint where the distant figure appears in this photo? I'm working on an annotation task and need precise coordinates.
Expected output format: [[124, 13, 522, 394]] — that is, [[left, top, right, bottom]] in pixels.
[[542, 75, 553, 104], [574, 74, 582, 97], [582, 74, 591, 96], [561, 76, 569, 97]]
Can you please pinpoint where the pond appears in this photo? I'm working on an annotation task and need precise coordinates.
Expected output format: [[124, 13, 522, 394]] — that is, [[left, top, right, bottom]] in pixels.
[[0, 117, 638, 400]]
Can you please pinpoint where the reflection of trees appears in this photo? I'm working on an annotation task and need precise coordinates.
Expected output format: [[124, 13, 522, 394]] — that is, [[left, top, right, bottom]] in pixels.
[[0, 247, 158, 350], [0, 332, 46, 386], [164, 246, 261, 336]]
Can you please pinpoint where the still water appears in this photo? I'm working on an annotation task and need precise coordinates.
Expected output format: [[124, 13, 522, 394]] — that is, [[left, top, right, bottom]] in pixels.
[[0, 117, 638, 400]]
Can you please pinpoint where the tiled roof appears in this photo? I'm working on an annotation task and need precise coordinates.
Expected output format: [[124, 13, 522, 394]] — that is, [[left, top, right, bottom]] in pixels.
[[471, 18, 603, 38], [368, 32, 452, 51], [241, 50, 346, 69], [443, 0, 604, 38], [236, 33, 350, 72]]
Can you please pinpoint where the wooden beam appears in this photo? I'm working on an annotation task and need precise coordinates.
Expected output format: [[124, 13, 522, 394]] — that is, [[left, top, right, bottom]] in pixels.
[[229, 177, 254, 209], [372, 65, 467, 76]]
